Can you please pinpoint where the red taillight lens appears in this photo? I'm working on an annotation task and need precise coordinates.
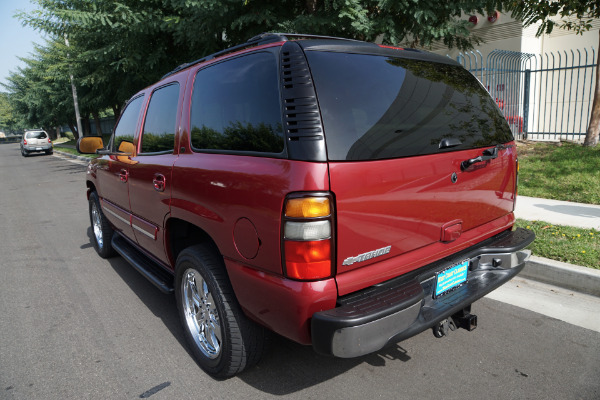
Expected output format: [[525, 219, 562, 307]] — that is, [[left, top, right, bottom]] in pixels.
[[284, 240, 332, 280], [23, 139, 27, 145], [282, 194, 334, 281], [48, 137, 52, 143]]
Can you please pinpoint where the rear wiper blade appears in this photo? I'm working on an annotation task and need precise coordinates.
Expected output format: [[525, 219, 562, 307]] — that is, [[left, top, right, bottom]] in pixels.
[[438, 138, 462, 149]]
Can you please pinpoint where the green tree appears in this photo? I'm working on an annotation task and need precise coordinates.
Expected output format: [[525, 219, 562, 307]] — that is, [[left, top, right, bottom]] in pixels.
[[506, 1, 600, 147], [3, 40, 76, 137], [17, 0, 506, 118], [0, 92, 20, 133]]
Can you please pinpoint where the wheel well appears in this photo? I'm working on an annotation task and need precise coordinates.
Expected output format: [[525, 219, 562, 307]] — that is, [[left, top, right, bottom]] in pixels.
[[167, 218, 220, 264], [86, 181, 96, 200]]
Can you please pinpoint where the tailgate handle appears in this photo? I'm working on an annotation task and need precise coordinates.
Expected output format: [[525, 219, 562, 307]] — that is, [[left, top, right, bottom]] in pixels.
[[461, 146, 499, 171]]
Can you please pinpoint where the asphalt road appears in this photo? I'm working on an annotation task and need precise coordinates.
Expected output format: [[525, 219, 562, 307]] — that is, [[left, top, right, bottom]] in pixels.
[[1, 142, 599, 400]]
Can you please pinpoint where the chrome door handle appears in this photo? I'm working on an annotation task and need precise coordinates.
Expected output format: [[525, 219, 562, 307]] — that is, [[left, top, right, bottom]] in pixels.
[[153, 174, 166, 192], [119, 169, 128, 183]]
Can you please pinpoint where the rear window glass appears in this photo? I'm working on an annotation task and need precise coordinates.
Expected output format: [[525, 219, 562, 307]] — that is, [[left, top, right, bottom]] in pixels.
[[190, 52, 284, 154], [26, 131, 47, 139], [306, 52, 513, 161]]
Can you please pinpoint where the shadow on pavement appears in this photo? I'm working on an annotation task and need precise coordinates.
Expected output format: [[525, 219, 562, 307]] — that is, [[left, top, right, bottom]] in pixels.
[[83, 226, 416, 393], [534, 203, 600, 219]]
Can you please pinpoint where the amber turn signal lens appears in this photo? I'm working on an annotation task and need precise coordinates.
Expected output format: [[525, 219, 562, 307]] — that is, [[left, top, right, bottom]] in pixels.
[[285, 197, 330, 218]]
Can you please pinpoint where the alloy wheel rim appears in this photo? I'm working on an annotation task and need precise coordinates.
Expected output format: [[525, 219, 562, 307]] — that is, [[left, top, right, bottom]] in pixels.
[[91, 202, 103, 248], [182, 269, 222, 359]]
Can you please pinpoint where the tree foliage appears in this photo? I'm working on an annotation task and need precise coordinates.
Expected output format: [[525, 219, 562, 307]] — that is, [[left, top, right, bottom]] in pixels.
[[2, 39, 75, 136], [505, 0, 600, 147], [8, 0, 509, 134]]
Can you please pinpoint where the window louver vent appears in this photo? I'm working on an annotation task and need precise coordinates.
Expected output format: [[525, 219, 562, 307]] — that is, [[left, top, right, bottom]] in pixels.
[[280, 42, 327, 161]]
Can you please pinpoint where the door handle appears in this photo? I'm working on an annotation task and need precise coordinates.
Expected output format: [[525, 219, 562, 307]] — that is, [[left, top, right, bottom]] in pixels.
[[153, 174, 166, 192], [119, 169, 128, 183]]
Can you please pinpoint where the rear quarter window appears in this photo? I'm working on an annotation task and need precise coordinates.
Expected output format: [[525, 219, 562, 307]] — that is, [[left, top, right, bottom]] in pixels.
[[189, 52, 284, 154], [305, 51, 513, 161]]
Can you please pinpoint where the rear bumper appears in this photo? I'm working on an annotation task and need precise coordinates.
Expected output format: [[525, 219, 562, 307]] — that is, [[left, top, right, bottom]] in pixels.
[[23, 144, 52, 151], [311, 227, 535, 358]]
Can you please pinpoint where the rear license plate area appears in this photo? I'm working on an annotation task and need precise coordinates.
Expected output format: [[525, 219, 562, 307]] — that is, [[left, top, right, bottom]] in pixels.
[[434, 259, 469, 298]]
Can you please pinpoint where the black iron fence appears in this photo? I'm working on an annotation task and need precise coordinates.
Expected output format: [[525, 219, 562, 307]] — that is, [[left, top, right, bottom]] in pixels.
[[455, 48, 597, 141]]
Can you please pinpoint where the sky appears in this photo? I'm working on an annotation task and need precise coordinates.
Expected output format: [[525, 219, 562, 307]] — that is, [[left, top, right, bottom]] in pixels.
[[0, 0, 46, 89]]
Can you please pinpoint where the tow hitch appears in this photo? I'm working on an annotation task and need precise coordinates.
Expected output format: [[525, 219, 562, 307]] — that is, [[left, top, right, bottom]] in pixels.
[[432, 306, 477, 338]]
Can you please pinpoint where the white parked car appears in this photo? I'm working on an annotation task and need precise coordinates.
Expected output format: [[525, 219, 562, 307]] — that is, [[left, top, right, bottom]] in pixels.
[[20, 130, 53, 156]]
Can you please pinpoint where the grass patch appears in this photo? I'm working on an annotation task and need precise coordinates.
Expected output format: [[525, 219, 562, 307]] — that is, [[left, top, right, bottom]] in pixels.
[[515, 219, 599, 269], [517, 141, 600, 205], [54, 146, 97, 159]]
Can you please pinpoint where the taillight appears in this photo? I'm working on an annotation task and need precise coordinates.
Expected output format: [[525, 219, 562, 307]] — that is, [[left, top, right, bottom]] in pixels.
[[48, 137, 52, 143], [23, 139, 27, 145], [282, 194, 334, 280]]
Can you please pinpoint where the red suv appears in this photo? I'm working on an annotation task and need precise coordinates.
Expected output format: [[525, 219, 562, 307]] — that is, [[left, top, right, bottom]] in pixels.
[[78, 33, 534, 378]]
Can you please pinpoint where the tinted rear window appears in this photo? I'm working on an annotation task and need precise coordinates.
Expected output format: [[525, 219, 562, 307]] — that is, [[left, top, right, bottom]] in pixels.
[[306, 52, 513, 161], [26, 131, 47, 139]]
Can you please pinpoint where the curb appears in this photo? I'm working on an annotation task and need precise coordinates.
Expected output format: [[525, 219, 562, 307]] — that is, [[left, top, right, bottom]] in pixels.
[[521, 255, 600, 297], [53, 149, 94, 163]]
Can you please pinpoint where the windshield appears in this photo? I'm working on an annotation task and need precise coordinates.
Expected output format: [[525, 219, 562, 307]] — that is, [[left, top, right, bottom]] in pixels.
[[306, 51, 513, 161]]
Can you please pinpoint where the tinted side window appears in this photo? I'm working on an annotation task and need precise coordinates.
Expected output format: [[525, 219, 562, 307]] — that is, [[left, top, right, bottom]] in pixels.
[[190, 52, 284, 153], [306, 52, 513, 161], [113, 95, 144, 152], [140, 84, 179, 153]]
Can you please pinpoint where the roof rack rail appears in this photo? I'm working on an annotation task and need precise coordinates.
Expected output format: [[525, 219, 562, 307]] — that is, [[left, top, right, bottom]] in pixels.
[[161, 32, 360, 79]]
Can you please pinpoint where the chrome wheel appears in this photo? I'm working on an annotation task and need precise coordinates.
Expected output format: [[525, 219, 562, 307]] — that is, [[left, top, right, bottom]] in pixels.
[[91, 200, 104, 249], [182, 268, 222, 359]]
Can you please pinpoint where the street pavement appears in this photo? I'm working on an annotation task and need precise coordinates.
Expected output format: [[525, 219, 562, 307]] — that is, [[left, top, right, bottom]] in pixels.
[[1, 145, 598, 400]]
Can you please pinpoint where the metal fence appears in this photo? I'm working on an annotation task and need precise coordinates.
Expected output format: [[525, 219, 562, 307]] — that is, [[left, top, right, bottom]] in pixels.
[[455, 48, 597, 141]]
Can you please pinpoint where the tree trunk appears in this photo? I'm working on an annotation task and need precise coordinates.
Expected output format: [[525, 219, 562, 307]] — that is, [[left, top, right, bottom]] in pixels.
[[306, 0, 317, 14], [68, 122, 79, 140], [584, 30, 600, 147], [92, 111, 103, 136]]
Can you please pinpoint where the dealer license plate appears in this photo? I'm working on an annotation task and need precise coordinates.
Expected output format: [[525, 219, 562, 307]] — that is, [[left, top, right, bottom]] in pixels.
[[434, 259, 469, 298]]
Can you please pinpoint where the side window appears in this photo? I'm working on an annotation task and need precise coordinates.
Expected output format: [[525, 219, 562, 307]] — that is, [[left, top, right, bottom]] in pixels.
[[190, 52, 284, 153], [140, 84, 179, 154], [112, 95, 144, 153]]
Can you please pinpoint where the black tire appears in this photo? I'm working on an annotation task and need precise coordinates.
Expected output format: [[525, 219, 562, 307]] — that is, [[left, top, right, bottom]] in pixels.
[[175, 244, 266, 378], [88, 191, 116, 258], [21, 147, 28, 157], [45, 150, 53, 155]]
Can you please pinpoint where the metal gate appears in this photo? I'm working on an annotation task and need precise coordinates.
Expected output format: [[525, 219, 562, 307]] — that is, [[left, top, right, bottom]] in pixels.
[[456, 48, 597, 141]]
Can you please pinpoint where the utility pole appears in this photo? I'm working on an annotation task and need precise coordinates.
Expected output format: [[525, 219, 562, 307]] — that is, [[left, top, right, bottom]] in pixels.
[[65, 35, 83, 138]]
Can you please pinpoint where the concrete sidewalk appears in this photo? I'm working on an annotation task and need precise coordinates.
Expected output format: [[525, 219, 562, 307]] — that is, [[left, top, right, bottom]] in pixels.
[[515, 195, 600, 230], [514, 195, 600, 297]]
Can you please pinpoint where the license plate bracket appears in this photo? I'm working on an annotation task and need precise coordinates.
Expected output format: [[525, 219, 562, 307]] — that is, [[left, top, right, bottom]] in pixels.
[[434, 259, 469, 298]]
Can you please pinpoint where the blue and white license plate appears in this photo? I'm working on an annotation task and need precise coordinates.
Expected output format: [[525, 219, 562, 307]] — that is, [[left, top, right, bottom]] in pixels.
[[434, 259, 469, 298]]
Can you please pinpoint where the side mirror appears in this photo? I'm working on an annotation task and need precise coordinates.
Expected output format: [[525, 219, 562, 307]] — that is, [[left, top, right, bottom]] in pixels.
[[76, 136, 104, 154]]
